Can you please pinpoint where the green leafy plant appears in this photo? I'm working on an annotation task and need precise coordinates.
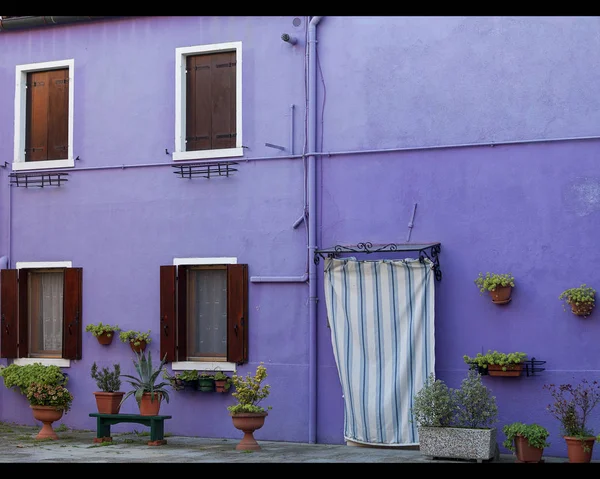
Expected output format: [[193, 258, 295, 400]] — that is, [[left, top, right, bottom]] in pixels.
[[411, 373, 455, 427], [544, 379, 600, 440], [162, 370, 183, 391], [90, 362, 122, 392], [119, 330, 152, 347], [120, 350, 171, 407], [559, 284, 595, 313], [26, 382, 74, 413], [0, 363, 67, 394], [227, 362, 272, 415], [85, 322, 120, 338], [463, 350, 527, 371], [411, 369, 498, 429], [161, 369, 200, 391], [179, 370, 200, 382], [213, 371, 230, 381], [502, 422, 550, 452], [474, 272, 515, 294]]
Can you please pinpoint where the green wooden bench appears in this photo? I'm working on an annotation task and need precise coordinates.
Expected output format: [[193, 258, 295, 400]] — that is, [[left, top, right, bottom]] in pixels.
[[89, 413, 172, 446]]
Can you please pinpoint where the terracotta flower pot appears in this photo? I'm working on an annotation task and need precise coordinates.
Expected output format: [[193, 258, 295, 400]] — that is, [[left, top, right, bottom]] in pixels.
[[570, 301, 594, 317], [93, 391, 125, 414], [215, 380, 229, 393], [96, 332, 115, 345], [130, 340, 146, 353], [487, 363, 523, 377], [514, 435, 544, 463], [139, 392, 162, 416], [30, 405, 64, 440], [489, 285, 512, 304], [231, 412, 268, 451], [564, 436, 596, 463]]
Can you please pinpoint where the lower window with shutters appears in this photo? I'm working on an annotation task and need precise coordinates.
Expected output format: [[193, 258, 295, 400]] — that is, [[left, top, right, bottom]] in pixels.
[[0, 262, 82, 360], [160, 259, 248, 366]]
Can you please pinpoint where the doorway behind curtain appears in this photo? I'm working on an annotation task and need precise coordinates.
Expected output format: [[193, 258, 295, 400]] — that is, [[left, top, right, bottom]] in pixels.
[[323, 257, 435, 446]]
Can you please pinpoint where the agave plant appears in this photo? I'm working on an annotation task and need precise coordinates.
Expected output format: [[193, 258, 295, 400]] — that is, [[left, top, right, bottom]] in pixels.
[[119, 350, 171, 407]]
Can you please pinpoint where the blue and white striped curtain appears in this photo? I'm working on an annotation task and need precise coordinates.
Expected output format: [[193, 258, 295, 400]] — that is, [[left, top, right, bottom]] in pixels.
[[323, 257, 435, 446]]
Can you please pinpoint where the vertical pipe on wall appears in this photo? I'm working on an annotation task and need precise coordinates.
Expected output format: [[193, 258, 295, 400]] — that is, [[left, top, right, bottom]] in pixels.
[[6, 183, 11, 268], [290, 104, 295, 155], [307, 15, 323, 445]]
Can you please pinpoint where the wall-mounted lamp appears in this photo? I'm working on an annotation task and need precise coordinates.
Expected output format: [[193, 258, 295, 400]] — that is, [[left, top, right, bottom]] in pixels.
[[281, 33, 297, 45]]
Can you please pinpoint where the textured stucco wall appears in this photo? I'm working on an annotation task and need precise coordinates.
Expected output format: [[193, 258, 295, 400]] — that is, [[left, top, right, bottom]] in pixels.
[[0, 16, 600, 458]]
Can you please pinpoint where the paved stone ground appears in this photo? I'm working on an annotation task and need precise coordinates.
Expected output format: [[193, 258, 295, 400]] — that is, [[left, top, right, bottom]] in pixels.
[[0, 421, 576, 463]]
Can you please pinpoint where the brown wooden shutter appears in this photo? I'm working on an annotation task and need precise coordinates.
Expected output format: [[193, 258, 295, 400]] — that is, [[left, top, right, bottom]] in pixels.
[[186, 54, 212, 152], [25, 68, 68, 162], [186, 51, 236, 153], [160, 265, 177, 362], [47, 69, 69, 161], [227, 264, 248, 364], [212, 51, 236, 150], [63, 267, 82, 360], [25, 71, 49, 162], [176, 265, 188, 361], [0, 269, 18, 358], [17, 269, 29, 358]]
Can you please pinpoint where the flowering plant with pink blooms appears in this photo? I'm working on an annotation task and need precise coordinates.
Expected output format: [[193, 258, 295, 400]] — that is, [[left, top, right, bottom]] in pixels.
[[25, 382, 74, 413]]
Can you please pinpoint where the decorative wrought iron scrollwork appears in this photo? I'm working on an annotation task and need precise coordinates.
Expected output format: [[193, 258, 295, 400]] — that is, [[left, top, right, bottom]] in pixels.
[[314, 242, 442, 281], [418, 243, 442, 281]]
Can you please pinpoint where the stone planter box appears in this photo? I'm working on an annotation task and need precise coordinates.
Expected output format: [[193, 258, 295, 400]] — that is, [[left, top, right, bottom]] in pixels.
[[418, 426, 497, 462]]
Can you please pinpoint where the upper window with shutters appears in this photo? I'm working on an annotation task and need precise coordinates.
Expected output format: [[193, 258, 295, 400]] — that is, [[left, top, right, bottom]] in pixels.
[[174, 42, 243, 162], [13, 59, 75, 171]]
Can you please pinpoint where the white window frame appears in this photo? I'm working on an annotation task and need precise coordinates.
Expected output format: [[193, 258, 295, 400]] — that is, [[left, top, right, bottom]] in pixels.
[[171, 257, 237, 373], [13, 59, 75, 171], [173, 42, 243, 162], [13, 260, 72, 367]]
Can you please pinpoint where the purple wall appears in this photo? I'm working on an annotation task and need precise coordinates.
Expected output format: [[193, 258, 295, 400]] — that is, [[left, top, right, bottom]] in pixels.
[[1, 16, 600, 459]]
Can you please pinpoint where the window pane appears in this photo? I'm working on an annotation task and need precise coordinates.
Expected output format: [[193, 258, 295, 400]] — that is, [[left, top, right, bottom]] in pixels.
[[187, 268, 227, 358], [28, 270, 63, 357]]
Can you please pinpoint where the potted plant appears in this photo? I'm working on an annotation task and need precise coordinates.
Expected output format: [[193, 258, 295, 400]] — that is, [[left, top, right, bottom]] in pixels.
[[502, 422, 550, 463], [119, 329, 152, 353], [163, 369, 200, 391], [411, 369, 499, 462], [0, 363, 67, 395], [474, 272, 515, 304], [214, 371, 232, 393], [198, 372, 215, 392], [463, 350, 528, 377], [90, 362, 124, 414], [543, 379, 600, 463], [227, 362, 272, 451], [120, 349, 171, 416], [85, 322, 121, 345], [559, 284, 596, 317], [25, 382, 73, 440]]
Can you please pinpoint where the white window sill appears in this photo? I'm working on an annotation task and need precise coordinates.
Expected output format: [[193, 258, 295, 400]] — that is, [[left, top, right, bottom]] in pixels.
[[12, 358, 71, 368], [172, 147, 244, 162], [171, 361, 236, 373], [12, 158, 75, 171]]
